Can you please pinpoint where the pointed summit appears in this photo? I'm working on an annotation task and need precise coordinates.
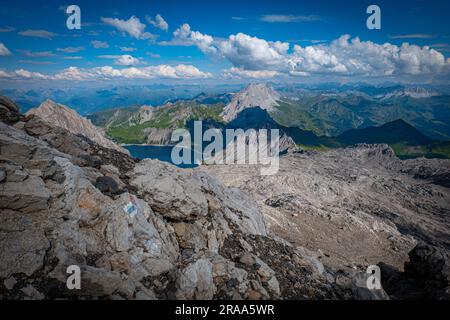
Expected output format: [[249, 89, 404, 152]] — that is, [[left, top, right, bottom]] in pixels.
[[221, 83, 280, 122]]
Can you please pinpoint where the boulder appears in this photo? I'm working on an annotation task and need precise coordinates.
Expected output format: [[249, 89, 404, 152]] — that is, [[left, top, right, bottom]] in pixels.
[[131, 160, 208, 221], [0, 227, 50, 278]]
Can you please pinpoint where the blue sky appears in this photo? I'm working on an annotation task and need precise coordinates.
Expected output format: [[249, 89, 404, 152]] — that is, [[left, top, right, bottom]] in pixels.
[[0, 0, 449, 85]]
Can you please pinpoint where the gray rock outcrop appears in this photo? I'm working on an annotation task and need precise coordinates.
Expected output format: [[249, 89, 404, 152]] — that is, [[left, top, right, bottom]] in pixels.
[[26, 99, 129, 155], [202, 144, 450, 273]]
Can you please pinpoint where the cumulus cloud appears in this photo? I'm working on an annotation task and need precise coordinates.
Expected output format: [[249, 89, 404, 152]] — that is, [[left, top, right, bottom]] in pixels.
[[92, 64, 211, 79], [101, 16, 155, 40], [146, 14, 169, 31], [290, 35, 447, 76], [0, 65, 211, 81], [18, 29, 56, 39], [57, 46, 85, 53], [14, 69, 50, 80], [98, 54, 141, 66], [0, 43, 12, 56], [169, 24, 450, 79], [218, 33, 290, 71], [172, 23, 216, 54], [91, 40, 109, 49], [53, 67, 93, 81]]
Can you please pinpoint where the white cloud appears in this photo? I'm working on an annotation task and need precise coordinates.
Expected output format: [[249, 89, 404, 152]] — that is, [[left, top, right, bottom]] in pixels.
[[98, 54, 141, 66], [218, 33, 290, 71], [88, 65, 211, 79], [119, 46, 137, 52], [146, 14, 169, 32], [101, 16, 155, 40], [291, 35, 447, 76], [172, 23, 216, 54], [54, 67, 94, 81], [223, 67, 280, 79], [0, 65, 211, 81], [158, 39, 195, 47], [14, 69, 50, 80], [91, 40, 109, 49], [17, 50, 55, 57], [260, 14, 321, 23], [0, 43, 12, 56], [18, 29, 56, 39], [170, 24, 450, 79], [170, 64, 212, 78], [0, 70, 12, 78], [57, 46, 85, 53]]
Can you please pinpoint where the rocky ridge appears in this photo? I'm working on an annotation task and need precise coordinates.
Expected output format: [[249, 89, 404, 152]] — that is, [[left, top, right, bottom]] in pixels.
[[27, 99, 129, 155], [202, 145, 450, 299]]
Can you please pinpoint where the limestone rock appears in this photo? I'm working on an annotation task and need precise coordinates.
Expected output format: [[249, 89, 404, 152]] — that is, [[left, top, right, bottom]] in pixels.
[[222, 84, 280, 122], [0, 228, 50, 278], [176, 259, 216, 299], [130, 159, 208, 221], [27, 100, 129, 155]]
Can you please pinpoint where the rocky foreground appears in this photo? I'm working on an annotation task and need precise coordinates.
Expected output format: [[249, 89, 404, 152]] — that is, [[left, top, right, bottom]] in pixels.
[[0, 96, 449, 300], [202, 146, 450, 299]]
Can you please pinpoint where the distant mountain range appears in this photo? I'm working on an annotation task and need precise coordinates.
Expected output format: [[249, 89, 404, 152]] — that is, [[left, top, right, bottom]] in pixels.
[[21, 83, 444, 160], [271, 87, 450, 141], [0, 84, 239, 115], [187, 106, 450, 159]]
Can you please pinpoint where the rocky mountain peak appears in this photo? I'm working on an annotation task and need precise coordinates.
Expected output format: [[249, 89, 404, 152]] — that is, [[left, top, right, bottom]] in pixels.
[[221, 83, 281, 122], [26, 99, 129, 155]]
